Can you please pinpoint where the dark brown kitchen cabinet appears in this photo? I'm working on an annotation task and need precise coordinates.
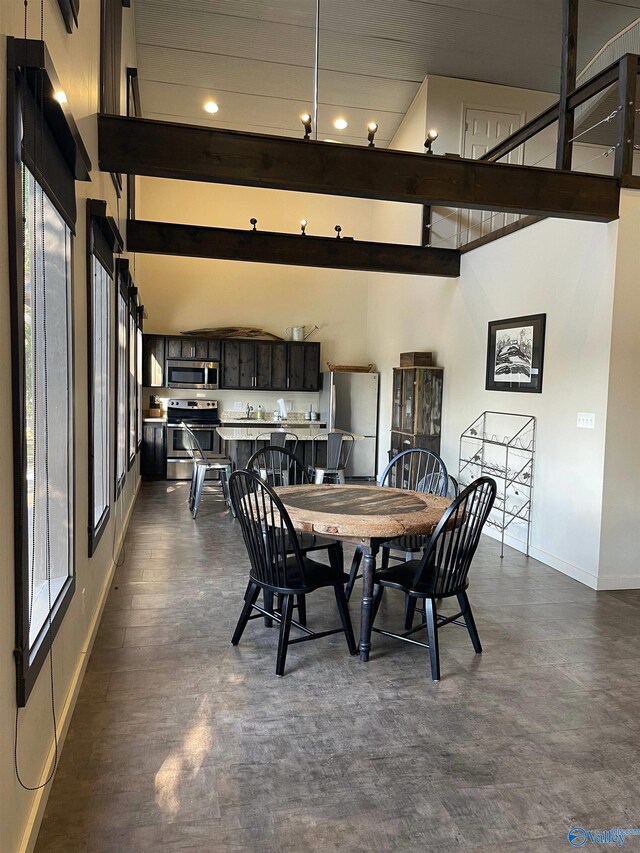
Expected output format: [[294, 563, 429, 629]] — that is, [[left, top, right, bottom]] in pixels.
[[255, 341, 287, 390], [167, 337, 218, 361], [222, 340, 315, 390], [142, 335, 166, 388], [389, 366, 443, 457], [222, 340, 255, 389], [141, 424, 166, 480], [207, 340, 221, 361], [287, 342, 320, 391]]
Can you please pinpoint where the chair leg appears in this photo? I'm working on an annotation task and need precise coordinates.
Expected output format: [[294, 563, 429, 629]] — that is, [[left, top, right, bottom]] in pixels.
[[337, 470, 346, 484], [457, 591, 482, 654], [192, 465, 207, 519], [314, 469, 324, 484], [404, 595, 418, 630], [328, 542, 344, 573], [231, 581, 260, 646], [372, 584, 385, 622], [221, 465, 235, 517], [275, 594, 294, 677], [263, 590, 275, 627], [334, 584, 357, 655], [380, 547, 390, 571], [424, 598, 440, 681], [188, 464, 197, 510], [296, 594, 307, 627], [345, 547, 362, 601]]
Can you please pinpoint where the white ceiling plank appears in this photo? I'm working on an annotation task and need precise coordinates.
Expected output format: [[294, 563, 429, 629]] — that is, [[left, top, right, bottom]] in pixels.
[[133, 0, 640, 140]]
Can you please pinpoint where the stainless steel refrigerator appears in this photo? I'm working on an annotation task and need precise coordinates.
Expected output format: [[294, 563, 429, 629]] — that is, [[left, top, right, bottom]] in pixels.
[[319, 371, 380, 479]]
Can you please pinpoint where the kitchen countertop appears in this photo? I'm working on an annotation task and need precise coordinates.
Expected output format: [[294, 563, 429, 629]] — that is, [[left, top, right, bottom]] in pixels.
[[143, 417, 167, 423], [217, 426, 363, 441], [221, 419, 326, 427]]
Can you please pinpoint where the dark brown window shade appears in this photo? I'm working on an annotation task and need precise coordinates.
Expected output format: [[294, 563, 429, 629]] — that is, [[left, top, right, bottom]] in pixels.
[[57, 0, 80, 33], [88, 199, 123, 277], [20, 75, 76, 231], [100, 0, 123, 115]]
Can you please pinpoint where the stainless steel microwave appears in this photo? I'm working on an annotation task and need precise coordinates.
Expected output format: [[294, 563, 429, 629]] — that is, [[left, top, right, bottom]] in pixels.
[[166, 359, 219, 390]]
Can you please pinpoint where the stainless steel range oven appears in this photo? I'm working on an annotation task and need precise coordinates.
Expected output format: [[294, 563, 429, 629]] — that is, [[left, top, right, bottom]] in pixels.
[[166, 399, 222, 480]]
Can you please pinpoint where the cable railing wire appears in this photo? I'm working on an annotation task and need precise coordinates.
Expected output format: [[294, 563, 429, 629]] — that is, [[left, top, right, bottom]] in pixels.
[[427, 104, 627, 239]]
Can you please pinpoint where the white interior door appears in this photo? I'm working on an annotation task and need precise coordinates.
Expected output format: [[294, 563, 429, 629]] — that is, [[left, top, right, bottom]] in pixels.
[[460, 107, 524, 243]]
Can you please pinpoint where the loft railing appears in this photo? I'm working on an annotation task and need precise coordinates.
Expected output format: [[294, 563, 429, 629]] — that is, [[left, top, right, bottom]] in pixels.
[[480, 52, 639, 179], [426, 53, 639, 251]]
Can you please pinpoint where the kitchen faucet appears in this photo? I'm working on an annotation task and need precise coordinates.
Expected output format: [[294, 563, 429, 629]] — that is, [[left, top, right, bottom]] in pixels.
[[245, 404, 253, 419]]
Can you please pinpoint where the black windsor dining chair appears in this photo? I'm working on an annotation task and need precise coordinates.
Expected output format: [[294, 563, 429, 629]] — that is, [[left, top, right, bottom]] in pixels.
[[229, 469, 357, 677], [246, 445, 345, 627], [370, 476, 497, 681], [345, 448, 449, 604]]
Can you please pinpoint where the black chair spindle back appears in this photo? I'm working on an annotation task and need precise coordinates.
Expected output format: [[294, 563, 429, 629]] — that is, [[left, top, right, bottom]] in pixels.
[[229, 469, 308, 591], [247, 446, 308, 488], [380, 448, 448, 495], [413, 477, 496, 598]]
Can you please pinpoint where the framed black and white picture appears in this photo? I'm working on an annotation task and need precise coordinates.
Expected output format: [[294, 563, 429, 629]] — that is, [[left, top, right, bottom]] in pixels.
[[485, 314, 546, 393]]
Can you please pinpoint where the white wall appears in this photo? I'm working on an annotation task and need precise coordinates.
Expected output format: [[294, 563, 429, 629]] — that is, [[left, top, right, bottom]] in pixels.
[[0, 4, 141, 852], [366, 72, 624, 589], [136, 179, 373, 369], [598, 189, 640, 589]]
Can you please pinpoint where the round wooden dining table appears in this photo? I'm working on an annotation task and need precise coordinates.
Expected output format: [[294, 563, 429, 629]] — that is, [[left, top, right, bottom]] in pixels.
[[275, 484, 451, 662]]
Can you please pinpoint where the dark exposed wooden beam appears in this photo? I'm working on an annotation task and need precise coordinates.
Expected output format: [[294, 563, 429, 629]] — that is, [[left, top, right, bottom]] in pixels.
[[556, 0, 579, 170], [98, 115, 620, 222], [127, 219, 461, 278]]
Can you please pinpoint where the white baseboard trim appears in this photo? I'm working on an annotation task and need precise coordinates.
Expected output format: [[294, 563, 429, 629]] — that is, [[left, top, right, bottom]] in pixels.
[[596, 575, 640, 591], [483, 528, 599, 590], [19, 478, 141, 853]]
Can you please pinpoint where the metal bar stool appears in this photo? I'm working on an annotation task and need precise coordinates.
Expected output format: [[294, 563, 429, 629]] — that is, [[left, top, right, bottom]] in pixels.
[[309, 432, 354, 484], [181, 422, 233, 519], [254, 431, 299, 457]]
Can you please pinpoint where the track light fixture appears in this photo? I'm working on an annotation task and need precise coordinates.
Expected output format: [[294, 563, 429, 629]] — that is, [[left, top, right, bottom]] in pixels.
[[300, 219, 307, 236], [335, 225, 342, 239], [250, 218, 258, 231], [301, 113, 312, 140], [367, 122, 378, 147], [424, 129, 439, 154]]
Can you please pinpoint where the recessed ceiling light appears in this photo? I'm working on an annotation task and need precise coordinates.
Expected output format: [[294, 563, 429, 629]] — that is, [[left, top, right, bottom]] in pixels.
[[334, 118, 348, 130], [204, 100, 219, 114], [54, 91, 67, 104]]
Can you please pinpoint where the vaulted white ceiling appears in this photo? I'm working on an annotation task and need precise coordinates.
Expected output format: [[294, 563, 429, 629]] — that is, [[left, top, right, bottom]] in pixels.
[[133, 0, 640, 147]]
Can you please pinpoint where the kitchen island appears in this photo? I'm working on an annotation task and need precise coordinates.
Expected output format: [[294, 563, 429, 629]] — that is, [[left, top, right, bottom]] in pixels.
[[217, 424, 362, 470]]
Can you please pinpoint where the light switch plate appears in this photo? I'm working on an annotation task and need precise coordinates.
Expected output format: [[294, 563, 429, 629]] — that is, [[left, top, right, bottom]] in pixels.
[[234, 401, 243, 410], [577, 412, 595, 429]]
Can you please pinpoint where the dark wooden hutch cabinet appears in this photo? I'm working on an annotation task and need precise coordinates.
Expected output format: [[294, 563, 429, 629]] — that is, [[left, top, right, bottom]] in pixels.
[[390, 365, 443, 458]]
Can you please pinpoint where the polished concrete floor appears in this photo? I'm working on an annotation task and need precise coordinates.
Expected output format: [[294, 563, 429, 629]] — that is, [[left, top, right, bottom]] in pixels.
[[34, 482, 640, 852]]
